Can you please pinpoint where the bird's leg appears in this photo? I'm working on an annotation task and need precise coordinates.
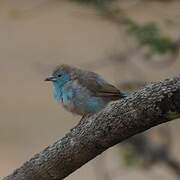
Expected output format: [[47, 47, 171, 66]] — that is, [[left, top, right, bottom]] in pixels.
[[82, 113, 93, 119], [78, 113, 93, 124], [70, 114, 94, 133], [82, 114, 88, 119]]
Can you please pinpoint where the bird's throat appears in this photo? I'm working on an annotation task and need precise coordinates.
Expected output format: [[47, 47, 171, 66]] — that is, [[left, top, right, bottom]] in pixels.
[[52, 82, 63, 102]]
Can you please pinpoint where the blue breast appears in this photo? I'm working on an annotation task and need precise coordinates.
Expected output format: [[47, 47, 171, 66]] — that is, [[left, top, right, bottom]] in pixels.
[[52, 82, 63, 102], [75, 96, 105, 114], [85, 97, 104, 112], [62, 90, 73, 103]]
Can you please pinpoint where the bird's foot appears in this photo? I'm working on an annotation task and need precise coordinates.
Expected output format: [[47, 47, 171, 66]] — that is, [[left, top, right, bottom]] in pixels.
[[78, 113, 94, 125], [82, 113, 93, 119]]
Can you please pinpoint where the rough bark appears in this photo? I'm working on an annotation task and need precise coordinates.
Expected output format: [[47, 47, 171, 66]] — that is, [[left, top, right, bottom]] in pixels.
[[3, 75, 180, 180]]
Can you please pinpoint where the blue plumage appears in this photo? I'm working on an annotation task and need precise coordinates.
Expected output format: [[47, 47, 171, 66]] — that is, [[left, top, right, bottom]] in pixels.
[[45, 64, 126, 116]]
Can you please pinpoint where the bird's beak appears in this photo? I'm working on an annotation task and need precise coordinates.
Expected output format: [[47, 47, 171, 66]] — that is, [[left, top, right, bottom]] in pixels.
[[44, 75, 56, 82]]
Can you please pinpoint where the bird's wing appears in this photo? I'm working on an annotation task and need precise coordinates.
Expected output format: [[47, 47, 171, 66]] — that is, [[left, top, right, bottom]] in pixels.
[[78, 71, 126, 100]]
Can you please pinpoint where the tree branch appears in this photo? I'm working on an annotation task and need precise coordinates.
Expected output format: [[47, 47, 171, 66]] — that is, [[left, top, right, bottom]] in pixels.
[[3, 75, 180, 180]]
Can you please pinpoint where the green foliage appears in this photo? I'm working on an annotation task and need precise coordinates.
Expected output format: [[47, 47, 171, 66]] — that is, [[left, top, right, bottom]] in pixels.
[[166, 111, 180, 120], [124, 19, 176, 55], [70, 0, 177, 56], [70, 0, 113, 9], [120, 146, 141, 167]]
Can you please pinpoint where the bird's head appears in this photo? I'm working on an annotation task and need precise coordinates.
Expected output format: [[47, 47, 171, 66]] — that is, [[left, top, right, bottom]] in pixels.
[[45, 64, 73, 87]]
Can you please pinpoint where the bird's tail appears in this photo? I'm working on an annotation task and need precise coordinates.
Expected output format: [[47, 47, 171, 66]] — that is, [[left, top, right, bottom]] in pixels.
[[120, 92, 129, 98]]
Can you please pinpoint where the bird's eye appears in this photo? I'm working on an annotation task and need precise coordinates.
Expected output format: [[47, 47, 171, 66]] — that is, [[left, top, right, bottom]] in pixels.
[[58, 74, 62, 77]]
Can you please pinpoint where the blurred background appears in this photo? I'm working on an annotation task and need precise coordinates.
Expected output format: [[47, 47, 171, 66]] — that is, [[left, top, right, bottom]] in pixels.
[[1, 0, 180, 179]]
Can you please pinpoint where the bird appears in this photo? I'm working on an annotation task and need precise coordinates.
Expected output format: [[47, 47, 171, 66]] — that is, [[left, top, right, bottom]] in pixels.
[[45, 64, 126, 116]]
